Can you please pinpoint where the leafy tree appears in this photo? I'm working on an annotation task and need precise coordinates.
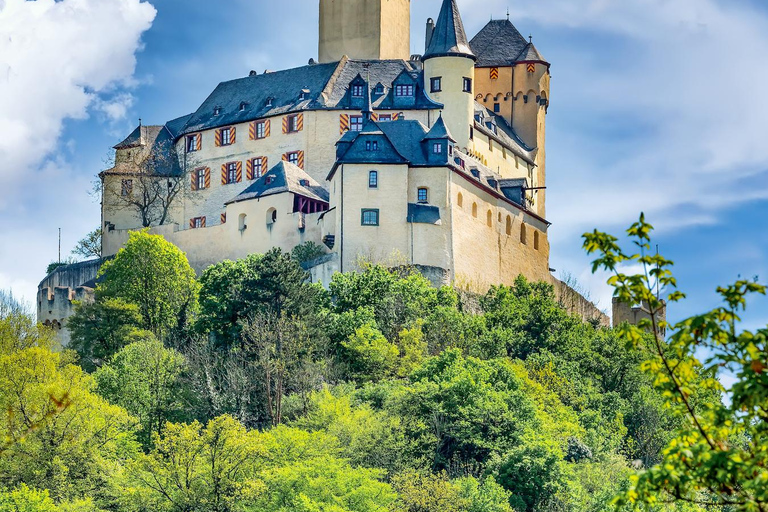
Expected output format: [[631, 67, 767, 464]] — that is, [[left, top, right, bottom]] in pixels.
[[95, 337, 189, 447], [97, 230, 199, 338], [342, 324, 399, 383], [0, 485, 58, 512], [495, 438, 567, 511], [391, 471, 465, 512], [455, 477, 515, 512], [46, 257, 78, 276], [584, 213, 767, 510], [67, 297, 144, 371], [290, 241, 326, 264], [72, 228, 102, 260]]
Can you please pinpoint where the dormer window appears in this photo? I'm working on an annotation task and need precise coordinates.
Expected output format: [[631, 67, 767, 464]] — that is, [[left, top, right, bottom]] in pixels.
[[471, 169, 480, 179], [299, 179, 310, 187], [265, 176, 275, 185], [299, 89, 310, 101], [395, 84, 414, 97], [265, 97, 274, 107], [239, 102, 248, 112], [213, 106, 222, 116], [351, 84, 365, 97], [374, 84, 384, 94], [366, 140, 379, 151]]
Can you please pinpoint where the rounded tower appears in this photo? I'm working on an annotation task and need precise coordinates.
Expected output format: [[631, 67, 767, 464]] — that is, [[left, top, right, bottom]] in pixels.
[[422, 0, 476, 151]]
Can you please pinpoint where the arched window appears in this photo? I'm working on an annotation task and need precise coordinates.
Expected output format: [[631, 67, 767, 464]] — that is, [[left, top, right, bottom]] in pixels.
[[267, 207, 277, 225], [457, 193, 463, 207], [472, 203, 478, 218], [520, 224, 527, 245], [498, 212, 502, 223], [486, 210, 493, 227], [534, 231, 540, 250], [369, 170, 378, 188], [239, 213, 247, 231], [506, 215, 512, 236]]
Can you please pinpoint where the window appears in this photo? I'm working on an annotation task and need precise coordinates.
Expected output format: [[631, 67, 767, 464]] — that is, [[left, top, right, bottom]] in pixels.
[[457, 193, 463, 207], [287, 151, 300, 165], [521, 224, 527, 245], [417, 187, 428, 203], [266, 176, 275, 184], [506, 215, 512, 236], [365, 140, 379, 151], [350, 115, 364, 132], [220, 127, 233, 146], [239, 102, 248, 111], [238, 213, 247, 231], [430, 77, 442, 92], [121, 179, 133, 196], [469, 126, 474, 140], [487, 210, 493, 227], [254, 121, 267, 139], [299, 90, 309, 100], [192, 217, 205, 229], [287, 114, 301, 133], [377, 114, 392, 122], [471, 169, 480, 179], [299, 179, 310, 187], [266, 208, 277, 225], [463, 77, 473, 93], [361, 209, 380, 226], [186, 134, 199, 153], [369, 170, 378, 188], [494, 103, 501, 113], [266, 97, 274, 107], [374, 84, 384, 94], [196, 169, 206, 190], [432, 142, 443, 154], [351, 84, 365, 97], [534, 231, 540, 250], [213, 107, 221, 116], [395, 84, 414, 97], [251, 158, 264, 179], [472, 203, 478, 218], [226, 162, 238, 184]]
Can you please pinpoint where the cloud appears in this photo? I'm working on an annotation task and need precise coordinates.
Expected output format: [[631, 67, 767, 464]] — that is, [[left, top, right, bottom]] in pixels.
[[0, 0, 156, 206], [0, 0, 156, 302]]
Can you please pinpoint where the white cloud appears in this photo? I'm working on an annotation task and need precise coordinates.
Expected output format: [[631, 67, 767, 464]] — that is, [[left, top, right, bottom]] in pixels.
[[0, 0, 156, 206], [0, 0, 156, 302]]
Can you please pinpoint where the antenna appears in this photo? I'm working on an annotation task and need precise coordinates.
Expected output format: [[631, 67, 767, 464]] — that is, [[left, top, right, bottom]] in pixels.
[[507, 7, 510, 20], [58, 228, 61, 264]]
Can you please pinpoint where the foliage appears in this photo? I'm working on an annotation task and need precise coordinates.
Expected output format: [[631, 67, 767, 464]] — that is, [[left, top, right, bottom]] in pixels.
[[342, 324, 399, 383], [584, 213, 767, 510], [0, 485, 58, 512], [46, 257, 78, 276], [68, 297, 144, 371], [97, 230, 199, 338], [95, 338, 189, 447], [290, 241, 326, 264], [72, 228, 103, 260]]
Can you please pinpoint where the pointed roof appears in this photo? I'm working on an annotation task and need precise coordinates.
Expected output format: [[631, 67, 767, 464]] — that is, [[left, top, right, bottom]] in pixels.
[[516, 42, 548, 64], [227, 161, 329, 205], [470, 19, 530, 67], [424, 0, 475, 60], [422, 115, 456, 142]]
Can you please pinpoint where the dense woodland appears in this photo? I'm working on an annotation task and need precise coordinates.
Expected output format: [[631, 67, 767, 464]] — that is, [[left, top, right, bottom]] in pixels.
[[1, 223, 765, 512]]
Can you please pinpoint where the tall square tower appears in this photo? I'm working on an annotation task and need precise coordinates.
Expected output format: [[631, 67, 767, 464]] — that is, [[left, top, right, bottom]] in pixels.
[[319, 0, 411, 63]]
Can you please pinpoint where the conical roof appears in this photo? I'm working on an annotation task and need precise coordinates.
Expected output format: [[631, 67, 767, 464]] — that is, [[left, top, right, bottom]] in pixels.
[[424, 0, 475, 60], [422, 115, 455, 142], [516, 42, 548, 64]]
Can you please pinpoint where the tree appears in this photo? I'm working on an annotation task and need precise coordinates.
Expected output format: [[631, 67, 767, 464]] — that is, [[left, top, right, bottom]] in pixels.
[[97, 230, 199, 338], [0, 485, 59, 512], [95, 337, 189, 447], [72, 228, 102, 260], [67, 297, 144, 371], [290, 241, 326, 265], [101, 137, 187, 228], [342, 324, 399, 383], [584, 213, 767, 510]]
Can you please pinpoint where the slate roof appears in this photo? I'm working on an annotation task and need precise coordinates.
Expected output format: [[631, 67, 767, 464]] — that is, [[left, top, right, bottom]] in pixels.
[[227, 161, 329, 205], [408, 203, 441, 225], [470, 19, 545, 67], [516, 43, 547, 64], [424, 0, 475, 60], [422, 115, 455, 142], [474, 103, 537, 163], [106, 122, 183, 177], [178, 58, 440, 137]]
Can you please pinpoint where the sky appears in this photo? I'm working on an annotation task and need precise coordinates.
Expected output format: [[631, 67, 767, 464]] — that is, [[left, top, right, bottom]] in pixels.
[[0, 0, 766, 329]]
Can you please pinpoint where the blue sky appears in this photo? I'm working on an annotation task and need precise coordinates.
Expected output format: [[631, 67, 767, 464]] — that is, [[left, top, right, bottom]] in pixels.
[[0, 0, 766, 328]]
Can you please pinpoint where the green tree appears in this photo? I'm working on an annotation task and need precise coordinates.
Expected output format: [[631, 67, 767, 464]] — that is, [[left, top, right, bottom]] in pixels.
[[72, 228, 102, 260], [0, 485, 59, 512], [290, 241, 326, 264], [342, 324, 399, 383], [67, 297, 144, 371], [391, 471, 465, 512], [584, 213, 767, 510], [97, 230, 199, 338], [495, 438, 567, 512], [95, 337, 189, 447]]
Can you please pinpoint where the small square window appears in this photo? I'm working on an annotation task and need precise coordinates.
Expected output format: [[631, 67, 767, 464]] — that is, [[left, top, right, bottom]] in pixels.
[[287, 115, 300, 133], [350, 115, 364, 132], [365, 140, 379, 151], [121, 179, 133, 196], [432, 142, 443, 154], [377, 114, 392, 122], [299, 179, 310, 187], [374, 84, 385, 94], [287, 152, 300, 165], [361, 209, 379, 226], [255, 121, 267, 139], [192, 217, 205, 229], [493, 103, 501, 113], [351, 84, 365, 97], [430, 77, 442, 93], [417, 188, 428, 203], [369, 170, 378, 188], [463, 77, 473, 93]]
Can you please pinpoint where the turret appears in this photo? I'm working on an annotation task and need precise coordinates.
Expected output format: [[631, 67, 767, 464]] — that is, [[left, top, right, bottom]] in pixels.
[[422, 0, 476, 150]]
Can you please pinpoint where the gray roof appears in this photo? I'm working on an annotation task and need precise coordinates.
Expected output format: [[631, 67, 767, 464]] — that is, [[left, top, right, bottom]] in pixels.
[[469, 19, 537, 67], [107, 122, 183, 177], [178, 59, 440, 137], [422, 115, 455, 142], [227, 161, 329, 205], [517, 43, 547, 64], [424, 0, 475, 60], [407, 203, 441, 225], [474, 102, 536, 163]]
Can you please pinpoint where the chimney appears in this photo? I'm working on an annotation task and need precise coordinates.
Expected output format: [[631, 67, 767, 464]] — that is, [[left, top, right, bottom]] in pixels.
[[425, 18, 435, 52]]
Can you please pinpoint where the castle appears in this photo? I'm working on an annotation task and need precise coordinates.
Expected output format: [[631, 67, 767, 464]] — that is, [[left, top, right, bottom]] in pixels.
[[38, 0, 613, 341]]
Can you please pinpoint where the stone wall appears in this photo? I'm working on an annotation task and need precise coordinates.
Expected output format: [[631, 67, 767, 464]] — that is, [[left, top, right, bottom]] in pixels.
[[612, 297, 667, 336], [554, 279, 610, 327]]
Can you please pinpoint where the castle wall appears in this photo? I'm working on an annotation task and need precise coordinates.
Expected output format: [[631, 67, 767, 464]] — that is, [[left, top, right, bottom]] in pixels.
[[319, 0, 411, 63], [424, 56, 476, 151]]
